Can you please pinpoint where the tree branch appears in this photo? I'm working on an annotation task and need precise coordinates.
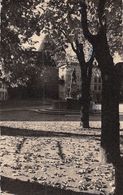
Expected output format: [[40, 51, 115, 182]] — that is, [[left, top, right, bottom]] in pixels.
[[75, 39, 83, 53], [98, 0, 107, 34], [75, 39, 85, 64], [86, 49, 94, 82], [71, 42, 77, 53], [79, 0, 94, 43], [87, 49, 94, 66], [98, 0, 107, 26]]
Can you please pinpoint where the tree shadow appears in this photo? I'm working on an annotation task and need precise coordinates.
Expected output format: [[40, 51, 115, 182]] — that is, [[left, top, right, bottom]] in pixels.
[[57, 141, 65, 161], [1, 126, 101, 140], [1, 176, 102, 195]]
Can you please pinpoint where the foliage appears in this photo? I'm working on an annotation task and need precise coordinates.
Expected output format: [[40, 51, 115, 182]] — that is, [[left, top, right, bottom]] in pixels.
[[1, 0, 56, 86], [1, 0, 122, 85]]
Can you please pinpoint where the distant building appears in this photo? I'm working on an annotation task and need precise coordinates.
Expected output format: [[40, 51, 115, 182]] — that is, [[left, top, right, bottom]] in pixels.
[[38, 36, 59, 99], [0, 78, 8, 101], [58, 62, 102, 103]]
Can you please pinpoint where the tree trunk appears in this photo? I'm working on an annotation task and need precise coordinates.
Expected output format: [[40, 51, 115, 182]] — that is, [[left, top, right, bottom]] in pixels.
[[79, 61, 92, 128], [101, 70, 120, 162], [93, 35, 121, 195], [92, 34, 121, 162], [80, 0, 121, 162], [75, 43, 93, 129], [80, 1, 122, 193], [80, 80, 90, 128], [114, 159, 123, 195]]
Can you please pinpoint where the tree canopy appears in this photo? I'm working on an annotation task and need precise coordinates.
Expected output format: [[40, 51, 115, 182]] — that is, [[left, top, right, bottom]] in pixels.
[[2, 0, 122, 56], [1, 0, 122, 85]]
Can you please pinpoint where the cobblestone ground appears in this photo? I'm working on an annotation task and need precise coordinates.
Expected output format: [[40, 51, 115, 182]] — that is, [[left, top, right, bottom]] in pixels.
[[0, 121, 123, 195]]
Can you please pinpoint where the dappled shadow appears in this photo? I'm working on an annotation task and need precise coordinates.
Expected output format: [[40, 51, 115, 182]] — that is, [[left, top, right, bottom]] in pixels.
[[1, 176, 102, 195], [1, 126, 100, 140], [57, 141, 65, 161]]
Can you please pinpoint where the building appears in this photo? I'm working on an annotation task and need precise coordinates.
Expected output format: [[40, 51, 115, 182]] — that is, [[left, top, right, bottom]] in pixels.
[[0, 78, 8, 101], [58, 62, 102, 103]]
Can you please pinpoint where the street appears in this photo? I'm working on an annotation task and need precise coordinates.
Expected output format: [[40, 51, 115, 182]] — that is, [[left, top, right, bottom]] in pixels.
[[1, 109, 123, 122]]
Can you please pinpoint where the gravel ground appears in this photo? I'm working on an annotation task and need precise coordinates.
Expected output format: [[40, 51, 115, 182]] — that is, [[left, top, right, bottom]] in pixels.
[[0, 121, 123, 195]]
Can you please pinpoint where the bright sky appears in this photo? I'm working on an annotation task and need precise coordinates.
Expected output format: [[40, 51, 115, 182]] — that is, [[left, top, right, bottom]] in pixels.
[[22, 33, 45, 50], [113, 52, 123, 64]]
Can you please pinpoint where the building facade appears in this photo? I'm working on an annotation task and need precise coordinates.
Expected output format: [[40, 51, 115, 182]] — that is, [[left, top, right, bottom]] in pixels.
[[58, 63, 102, 103]]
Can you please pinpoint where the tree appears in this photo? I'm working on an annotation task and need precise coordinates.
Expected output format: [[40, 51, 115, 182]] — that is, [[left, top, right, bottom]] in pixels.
[[1, 0, 39, 85], [2, 0, 122, 142], [80, 0, 122, 193], [41, 0, 96, 128], [71, 40, 94, 128], [80, 0, 122, 162], [1, 0, 95, 128], [1, 0, 122, 193], [1, 1, 56, 88]]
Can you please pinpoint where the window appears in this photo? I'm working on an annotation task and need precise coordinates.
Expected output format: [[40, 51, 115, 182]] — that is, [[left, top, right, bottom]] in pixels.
[[98, 86, 101, 91], [94, 77, 97, 83], [0, 92, 3, 100], [94, 85, 97, 91], [99, 77, 101, 83]]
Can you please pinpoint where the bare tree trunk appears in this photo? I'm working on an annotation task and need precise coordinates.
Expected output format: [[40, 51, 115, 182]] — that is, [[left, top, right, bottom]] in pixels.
[[80, 61, 92, 128], [114, 159, 123, 195], [101, 65, 120, 162], [92, 33, 121, 163], [80, 0, 120, 163], [80, 0, 122, 193], [71, 40, 93, 128], [80, 70, 90, 128]]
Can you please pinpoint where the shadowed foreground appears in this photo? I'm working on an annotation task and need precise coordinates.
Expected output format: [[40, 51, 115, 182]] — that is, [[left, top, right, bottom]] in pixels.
[[1, 124, 123, 194], [1, 176, 103, 195]]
